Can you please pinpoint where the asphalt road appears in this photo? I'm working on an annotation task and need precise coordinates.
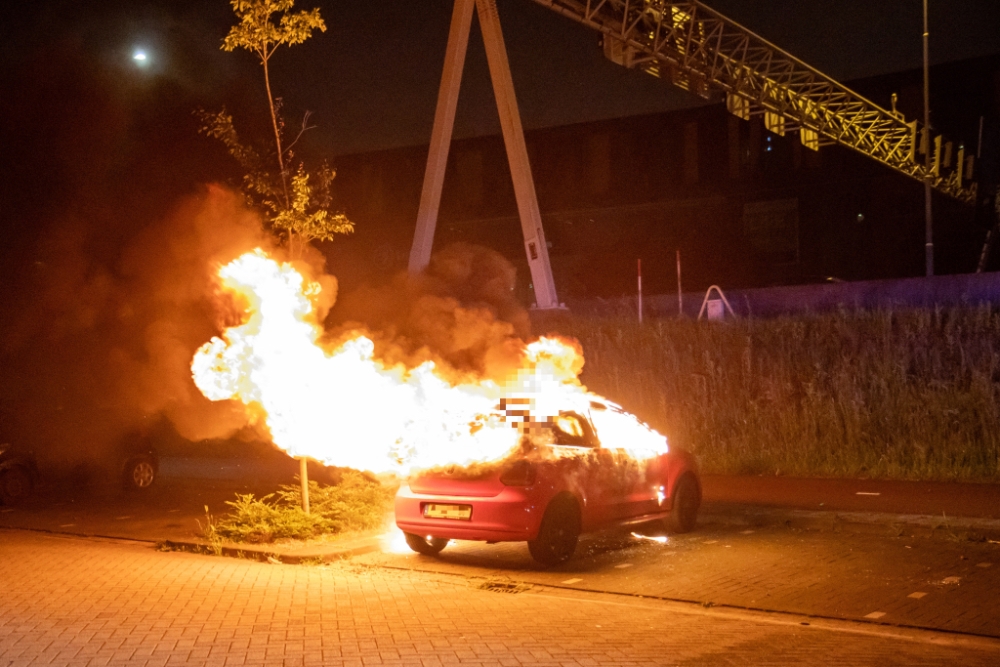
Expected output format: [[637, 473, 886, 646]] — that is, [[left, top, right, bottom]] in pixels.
[[2, 529, 999, 666]]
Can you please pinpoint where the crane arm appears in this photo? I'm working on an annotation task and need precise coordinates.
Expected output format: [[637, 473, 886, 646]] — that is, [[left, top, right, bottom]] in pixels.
[[529, 0, 976, 203]]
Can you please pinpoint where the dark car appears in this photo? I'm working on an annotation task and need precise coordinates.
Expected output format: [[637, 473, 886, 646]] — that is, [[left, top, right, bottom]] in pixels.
[[55, 435, 161, 494], [0, 442, 39, 505]]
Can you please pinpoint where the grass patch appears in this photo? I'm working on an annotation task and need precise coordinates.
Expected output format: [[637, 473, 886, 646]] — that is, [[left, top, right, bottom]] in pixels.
[[562, 306, 1000, 482], [203, 470, 396, 544]]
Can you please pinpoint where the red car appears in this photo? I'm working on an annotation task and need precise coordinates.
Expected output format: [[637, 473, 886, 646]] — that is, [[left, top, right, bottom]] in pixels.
[[395, 399, 700, 565]]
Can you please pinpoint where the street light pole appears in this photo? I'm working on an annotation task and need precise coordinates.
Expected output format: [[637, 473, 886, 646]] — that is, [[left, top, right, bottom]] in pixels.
[[923, 0, 934, 277]]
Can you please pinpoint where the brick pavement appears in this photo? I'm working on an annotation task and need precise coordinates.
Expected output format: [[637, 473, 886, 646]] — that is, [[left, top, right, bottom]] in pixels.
[[2, 529, 999, 666], [361, 523, 1000, 638]]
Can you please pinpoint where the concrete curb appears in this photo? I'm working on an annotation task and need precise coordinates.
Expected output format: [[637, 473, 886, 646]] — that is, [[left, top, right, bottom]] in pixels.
[[701, 503, 1000, 541], [159, 535, 382, 564]]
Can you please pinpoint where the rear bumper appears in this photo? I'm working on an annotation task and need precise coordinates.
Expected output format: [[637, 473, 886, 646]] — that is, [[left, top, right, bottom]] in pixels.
[[395, 483, 545, 542]]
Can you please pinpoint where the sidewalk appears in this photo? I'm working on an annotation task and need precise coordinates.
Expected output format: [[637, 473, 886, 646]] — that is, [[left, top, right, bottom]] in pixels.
[[4, 462, 1000, 563], [701, 475, 1000, 519], [699, 474, 1000, 539]]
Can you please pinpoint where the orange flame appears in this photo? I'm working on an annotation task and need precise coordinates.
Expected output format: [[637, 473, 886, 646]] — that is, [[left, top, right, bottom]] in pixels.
[[191, 249, 666, 474]]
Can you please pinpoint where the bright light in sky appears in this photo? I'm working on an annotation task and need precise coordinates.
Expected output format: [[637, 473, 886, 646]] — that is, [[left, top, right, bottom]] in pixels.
[[132, 49, 149, 67]]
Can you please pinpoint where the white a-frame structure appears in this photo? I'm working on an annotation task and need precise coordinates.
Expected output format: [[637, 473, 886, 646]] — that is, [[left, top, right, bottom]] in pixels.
[[407, 0, 560, 310]]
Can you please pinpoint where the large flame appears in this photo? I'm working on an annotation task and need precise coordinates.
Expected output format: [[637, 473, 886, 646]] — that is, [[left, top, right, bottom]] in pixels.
[[191, 249, 666, 474]]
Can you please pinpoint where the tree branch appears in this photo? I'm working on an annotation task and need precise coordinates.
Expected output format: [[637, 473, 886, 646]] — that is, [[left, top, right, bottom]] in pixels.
[[284, 110, 317, 158]]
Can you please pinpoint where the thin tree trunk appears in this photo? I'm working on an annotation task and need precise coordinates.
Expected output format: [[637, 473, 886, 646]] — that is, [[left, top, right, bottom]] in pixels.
[[262, 54, 290, 209], [299, 457, 310, 514]]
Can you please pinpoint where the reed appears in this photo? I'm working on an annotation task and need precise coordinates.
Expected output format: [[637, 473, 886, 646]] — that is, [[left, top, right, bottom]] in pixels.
[[564, 306, 1000, 481]]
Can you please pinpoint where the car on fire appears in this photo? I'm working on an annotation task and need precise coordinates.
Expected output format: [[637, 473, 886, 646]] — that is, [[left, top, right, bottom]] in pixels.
[[395, 398, 700, 565]]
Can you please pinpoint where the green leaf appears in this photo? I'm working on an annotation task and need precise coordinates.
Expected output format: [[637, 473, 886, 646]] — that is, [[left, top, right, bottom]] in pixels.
[[199, 0, 353, 254]]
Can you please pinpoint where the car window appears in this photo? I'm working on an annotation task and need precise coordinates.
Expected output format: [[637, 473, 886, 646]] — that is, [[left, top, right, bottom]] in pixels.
[[588, 404, 668, 456], [552, 412, 594, 447]]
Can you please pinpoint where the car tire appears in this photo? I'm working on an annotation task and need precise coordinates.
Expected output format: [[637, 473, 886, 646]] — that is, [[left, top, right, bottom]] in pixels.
[[123, 456, 157, 491], [665, 474, 700, 533], [0, 466, 33, 505], [528, 495, 581, 566], [404, 532, 449, 556]]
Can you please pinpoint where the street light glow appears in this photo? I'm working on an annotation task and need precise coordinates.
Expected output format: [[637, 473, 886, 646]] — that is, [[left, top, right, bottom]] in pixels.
[[132, 49, 149, 67]]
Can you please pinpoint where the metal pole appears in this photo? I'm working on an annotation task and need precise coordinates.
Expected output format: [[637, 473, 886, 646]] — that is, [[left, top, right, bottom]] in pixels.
[[637, 258, 643, 323], [676, 250, 683, 317], [923, 0, 934, 277], [299, 457, 310, 515], [408, 0, 476, 274], [476, 0, 560, 309]]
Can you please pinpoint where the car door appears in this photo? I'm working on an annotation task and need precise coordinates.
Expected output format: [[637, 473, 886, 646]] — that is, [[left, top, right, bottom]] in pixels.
[[587, 407, 660, 520], [548, 411, 613, 530]]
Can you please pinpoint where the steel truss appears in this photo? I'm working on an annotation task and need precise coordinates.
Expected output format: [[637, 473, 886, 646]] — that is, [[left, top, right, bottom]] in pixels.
[[529, 0, 976, 203]]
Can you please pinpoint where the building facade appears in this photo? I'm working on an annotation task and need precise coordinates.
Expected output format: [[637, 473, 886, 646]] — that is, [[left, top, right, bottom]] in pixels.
[[324, 54, 1000, 302]]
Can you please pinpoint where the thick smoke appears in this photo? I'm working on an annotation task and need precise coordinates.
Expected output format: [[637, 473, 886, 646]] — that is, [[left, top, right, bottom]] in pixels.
[[0, 17, 557, 477], [1, 195, 557, 475], [0, 187, 275, 467], [330, 242, 537, 385]]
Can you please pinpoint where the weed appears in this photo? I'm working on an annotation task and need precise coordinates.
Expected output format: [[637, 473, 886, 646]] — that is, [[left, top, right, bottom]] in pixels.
[[198, 505, 225, 555], [297, 557, 329, 567]]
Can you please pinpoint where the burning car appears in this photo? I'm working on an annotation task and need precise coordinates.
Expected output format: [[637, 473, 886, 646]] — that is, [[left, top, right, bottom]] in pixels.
[[188, 249, 699, 565], [395, 398, 700, 565]]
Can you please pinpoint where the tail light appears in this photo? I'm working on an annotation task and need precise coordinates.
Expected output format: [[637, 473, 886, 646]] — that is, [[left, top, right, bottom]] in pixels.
[[499, 459, 536, 487]]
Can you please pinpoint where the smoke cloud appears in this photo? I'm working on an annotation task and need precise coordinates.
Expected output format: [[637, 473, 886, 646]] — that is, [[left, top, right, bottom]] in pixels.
[[330, 242, 536, 385], [0, 187, 274, 466], [0, 190, 554, 475], [0, 20, 554, 475]]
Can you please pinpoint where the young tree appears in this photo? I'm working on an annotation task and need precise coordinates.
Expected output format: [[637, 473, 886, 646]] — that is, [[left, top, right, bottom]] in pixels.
[[200, 0, 353, 255]]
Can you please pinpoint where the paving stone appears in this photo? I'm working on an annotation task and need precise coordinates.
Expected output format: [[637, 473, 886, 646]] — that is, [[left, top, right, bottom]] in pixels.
[[2, 529, 999, 666], [360, 523, 1000, 637]]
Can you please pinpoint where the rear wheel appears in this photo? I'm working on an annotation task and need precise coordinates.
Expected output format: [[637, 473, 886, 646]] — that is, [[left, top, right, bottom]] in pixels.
[[0, 467, 33, 505], [123, 457, 156, 491], [528, 495, 581, 566], [665, 475, 700, 533], [404, 532, 449, 556]]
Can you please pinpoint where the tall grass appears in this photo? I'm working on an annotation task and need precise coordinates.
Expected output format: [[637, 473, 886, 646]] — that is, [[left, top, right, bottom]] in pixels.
[[564, 306, 1000, 481]]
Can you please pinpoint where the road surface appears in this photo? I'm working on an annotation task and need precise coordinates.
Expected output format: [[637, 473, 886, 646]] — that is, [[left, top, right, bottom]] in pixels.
[[2, 529, 999, 666]]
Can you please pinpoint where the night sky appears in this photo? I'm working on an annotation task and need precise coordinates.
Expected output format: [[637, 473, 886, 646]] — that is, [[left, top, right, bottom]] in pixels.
[[3, 0, 999, 156]]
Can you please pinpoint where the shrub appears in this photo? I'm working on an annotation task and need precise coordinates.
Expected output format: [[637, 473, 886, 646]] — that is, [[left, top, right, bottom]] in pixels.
[[207, 470, 396, 543]]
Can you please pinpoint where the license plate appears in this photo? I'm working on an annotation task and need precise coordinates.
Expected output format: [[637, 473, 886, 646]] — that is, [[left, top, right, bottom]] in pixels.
[[423, 503, 472, 520]]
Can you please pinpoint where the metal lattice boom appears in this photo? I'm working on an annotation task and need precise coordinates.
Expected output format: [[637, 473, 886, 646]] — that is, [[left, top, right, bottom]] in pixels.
[[529, 0, 976, 203]]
